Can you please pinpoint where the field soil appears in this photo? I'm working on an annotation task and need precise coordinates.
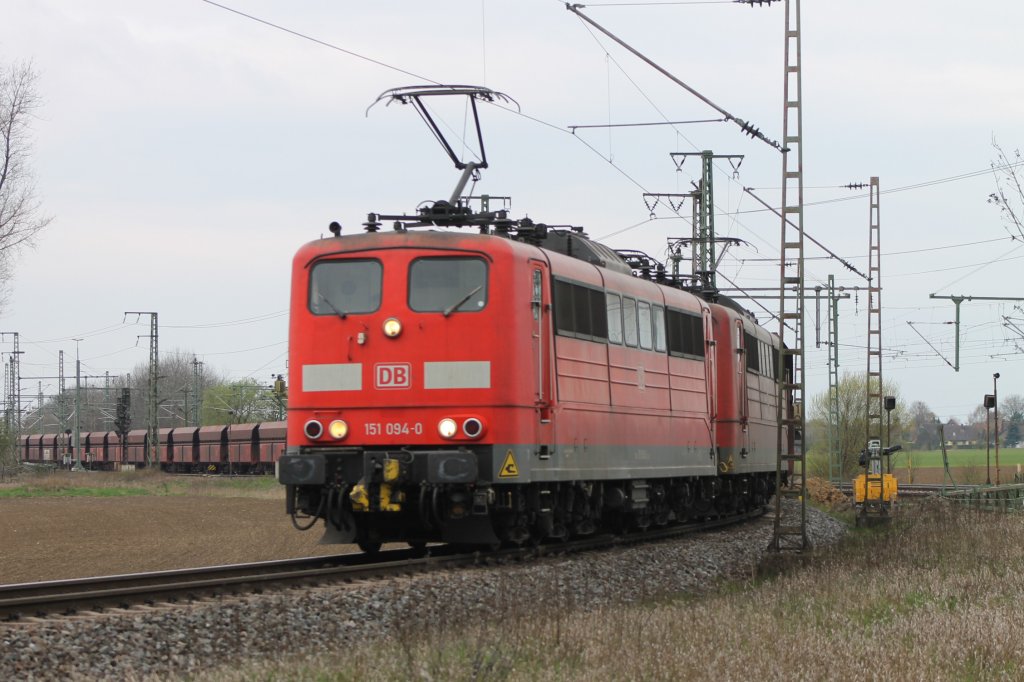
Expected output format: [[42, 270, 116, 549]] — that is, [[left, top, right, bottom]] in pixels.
[[0, 495, 345, 584], [3, 463, 1016, 586]]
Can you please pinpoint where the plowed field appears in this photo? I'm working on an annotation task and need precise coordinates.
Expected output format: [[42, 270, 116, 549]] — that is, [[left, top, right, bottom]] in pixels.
[[0, 489, 343, 584]]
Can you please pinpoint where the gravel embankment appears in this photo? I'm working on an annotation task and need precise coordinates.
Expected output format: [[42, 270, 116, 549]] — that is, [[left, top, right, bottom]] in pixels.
[[1, 503, 845, 680]]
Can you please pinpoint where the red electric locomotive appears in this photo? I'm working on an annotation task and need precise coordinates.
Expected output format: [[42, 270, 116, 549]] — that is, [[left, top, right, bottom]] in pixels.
[[277, 85, 785, 551], [278, 209, 784, 551]]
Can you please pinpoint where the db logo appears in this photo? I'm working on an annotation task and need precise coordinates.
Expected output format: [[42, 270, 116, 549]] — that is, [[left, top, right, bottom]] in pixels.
[[375, 363, 411, 389]]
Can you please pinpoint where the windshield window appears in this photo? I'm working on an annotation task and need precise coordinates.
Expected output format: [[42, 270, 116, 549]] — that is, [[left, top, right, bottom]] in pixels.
[[309, 259, 382, 316], [409, 257, 488, 313]]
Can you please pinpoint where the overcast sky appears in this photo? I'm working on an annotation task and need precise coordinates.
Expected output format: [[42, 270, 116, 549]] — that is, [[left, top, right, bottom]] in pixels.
[[2, 0, 1023, 423]]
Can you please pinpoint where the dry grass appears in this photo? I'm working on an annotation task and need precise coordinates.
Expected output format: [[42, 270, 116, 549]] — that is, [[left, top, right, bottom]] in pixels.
[[806, 476, 851, 511], [201, 500, 1024, 681]]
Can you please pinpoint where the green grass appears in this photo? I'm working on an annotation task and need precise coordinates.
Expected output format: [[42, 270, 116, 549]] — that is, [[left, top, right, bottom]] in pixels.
[[0, 470, 284, 499], [891, 448, 1024, 468], [0, 485, 150, 498], [215, 476, 279, 492]]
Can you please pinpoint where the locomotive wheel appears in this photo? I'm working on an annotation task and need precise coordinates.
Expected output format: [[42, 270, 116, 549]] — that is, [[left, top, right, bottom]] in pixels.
[[633, 513, 651, 531], [357, 541, 382, 554], [692, 497, 713, 518], [407, 541, 427, 556]]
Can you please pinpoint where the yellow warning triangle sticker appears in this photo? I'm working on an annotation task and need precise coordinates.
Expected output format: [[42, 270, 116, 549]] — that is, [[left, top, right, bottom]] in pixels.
[[499, 449, 520, 478]]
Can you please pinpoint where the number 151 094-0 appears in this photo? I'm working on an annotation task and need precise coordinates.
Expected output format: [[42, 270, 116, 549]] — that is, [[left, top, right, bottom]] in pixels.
[[364, 422, 424, 436]]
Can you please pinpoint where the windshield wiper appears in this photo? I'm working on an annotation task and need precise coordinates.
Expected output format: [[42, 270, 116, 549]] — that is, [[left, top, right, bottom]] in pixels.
[[318, 293, 348, 320], [443, 285, 483, 317]]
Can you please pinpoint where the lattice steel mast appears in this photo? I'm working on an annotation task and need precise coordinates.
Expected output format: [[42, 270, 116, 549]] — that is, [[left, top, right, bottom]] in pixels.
[[125, 311, 158, 467], [827, 274, 842, 483], [192, 356, 203, 427], [1, 333, 22, 452], [670, 151, 743, 297], [770, 0, 808, 552], [2, 361, 8, 431], [866, 177, 883, 452]]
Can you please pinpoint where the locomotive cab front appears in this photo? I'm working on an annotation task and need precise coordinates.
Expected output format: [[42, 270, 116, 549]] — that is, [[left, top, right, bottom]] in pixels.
[[279, 230, 547, 550]]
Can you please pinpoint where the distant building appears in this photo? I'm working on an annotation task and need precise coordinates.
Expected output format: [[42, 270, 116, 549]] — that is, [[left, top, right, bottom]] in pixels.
[[943, 421, 982, 449]]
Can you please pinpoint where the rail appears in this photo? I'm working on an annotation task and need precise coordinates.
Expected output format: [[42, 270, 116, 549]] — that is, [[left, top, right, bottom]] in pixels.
[[0, 506, 765, 622], [942, 483, 1024, 512], [835, 482, 957, 498]]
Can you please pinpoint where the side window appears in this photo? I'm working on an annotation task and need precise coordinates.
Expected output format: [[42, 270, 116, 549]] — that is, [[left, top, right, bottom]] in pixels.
[[553, 279, 608, 342], [606, 293, 623, 345], [690, 314, 704, 357], [638, 301, 653, 350], [666, 309, 682, 355], [588, 288, 608, 340], [744, 332, 760, 373], [573, 286, 593, 337], [764, 341, 778, 379], [653, 305, 666, 352], [554, 279, 575, 335], [532, 270, 542, 321], [666, 308, 705, 359], [623, 297, 638, 348]]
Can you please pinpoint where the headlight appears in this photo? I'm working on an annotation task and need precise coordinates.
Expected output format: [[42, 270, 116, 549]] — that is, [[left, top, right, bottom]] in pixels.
[[304, 419, 324, 440], [438, 418, 457, 439], [383, 317, 402, 338], [328, 419, 349, 440]]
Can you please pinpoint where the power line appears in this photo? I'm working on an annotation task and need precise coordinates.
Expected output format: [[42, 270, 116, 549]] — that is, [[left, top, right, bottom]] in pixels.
[[199, 1, 440, 84], [582, 1, 740, 6], [735, 236, 1013, 263], [933, 244, 1024, 291], [198, 0, 653, 202], [570, 26, 782, 257], [566, 3, 784, 150], [741, 160, 1024, 214], [198, 0, 1020, 353], [199, 341, 287, 357], [880, 247, 1024, 279], [568, 118, 727, 131], [163, 311, 287, 329], [199, 0, 786, 274], [28, 323, 132, 345]]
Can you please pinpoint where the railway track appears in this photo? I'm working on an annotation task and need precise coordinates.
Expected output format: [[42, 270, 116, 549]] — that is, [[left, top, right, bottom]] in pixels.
[[0, 506, 766, 622], [835, 482, 973, 498]]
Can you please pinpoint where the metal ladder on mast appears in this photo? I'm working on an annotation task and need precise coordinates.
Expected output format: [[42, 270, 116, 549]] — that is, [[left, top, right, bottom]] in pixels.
[[862, 177, 885, 517], [770, 0, 809, 552]]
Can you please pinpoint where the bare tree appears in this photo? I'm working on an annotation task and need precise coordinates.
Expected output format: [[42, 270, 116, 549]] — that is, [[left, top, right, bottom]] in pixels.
[[0, 60, 51, 305], [989, 138, 1024, 241], [122, 350, 222, 429], [906, 400, 940, 450], [1002, 393, 1024, 419], [25, 349, 225, 434]]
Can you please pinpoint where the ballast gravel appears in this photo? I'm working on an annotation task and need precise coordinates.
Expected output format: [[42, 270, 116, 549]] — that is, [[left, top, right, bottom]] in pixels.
[[1, 502, 845, 680]]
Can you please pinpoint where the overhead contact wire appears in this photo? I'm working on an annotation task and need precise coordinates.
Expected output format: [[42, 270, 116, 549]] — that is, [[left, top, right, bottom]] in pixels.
[[199, 0, 441, 84]]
